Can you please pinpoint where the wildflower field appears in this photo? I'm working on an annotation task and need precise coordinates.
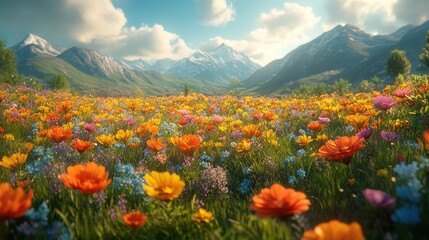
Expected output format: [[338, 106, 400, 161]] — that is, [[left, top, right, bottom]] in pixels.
[[1, 75, 429, 239]]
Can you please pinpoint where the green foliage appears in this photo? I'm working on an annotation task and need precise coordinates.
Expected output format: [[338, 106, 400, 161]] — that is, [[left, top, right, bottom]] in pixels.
[[420, 30, 429, 68], [332, 78, 352, 95], [50, 74, 70, 91], [0, 39, 22, 85], [386, 49, 411, 78], [230, 77, 241, 96], [359, 80, 375, 92], [369, 76, 385, 91], [183, 83, 190, 96]]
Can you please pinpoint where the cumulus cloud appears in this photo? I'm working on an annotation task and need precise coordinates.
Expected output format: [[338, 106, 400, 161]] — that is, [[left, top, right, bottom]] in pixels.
[[0, 0, 126, 44], [194, 0, 235, 26], [323, 0, 429, 34], [92, 24, 192, 60], [200, 3, 321, 65], [0, 0, 192, 60]]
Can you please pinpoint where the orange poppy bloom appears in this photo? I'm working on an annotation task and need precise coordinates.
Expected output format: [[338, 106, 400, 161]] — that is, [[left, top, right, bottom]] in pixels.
[[60, 162, 112, 194], [0, 182, 34, 221], [146, 138, 167, 153], [240, 124, 261, 138], [70, 139, 93, 153], [136, 123, 159, 137], [301, 220, 364, 240], [424, 129, 429, 149], [143, 171, 185, 201], [206, 125, 215, 131], [250, 183, 310, 219], [318, 136, 365, 165], [122, 211, 148, 229], [307, 121, 324, 132], [176, 134, 201, 156], [47, 125, 73, 143]]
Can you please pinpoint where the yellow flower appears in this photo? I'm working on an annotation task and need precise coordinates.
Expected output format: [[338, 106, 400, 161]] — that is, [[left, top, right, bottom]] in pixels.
[[62, 122, 74, 130], [316, 134, 328, 142], [269, 139, 278, 146], [115, 130, 134, 143], [192, 208, 214, 223], [143, 171, 185, 201], [377, 168, 388, 177], [296, 135, 313, 147], [0, 153, 28, 169], [236, 139, 251, 153], [262, 129, 277, 140], [3, 134, 15, 141], [96, 134, 116, 147], [344, 114, 370, 131]]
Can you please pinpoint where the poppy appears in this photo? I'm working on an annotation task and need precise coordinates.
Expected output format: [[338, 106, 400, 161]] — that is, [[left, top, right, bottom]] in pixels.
[[318, 136, 365, 164], [0, 182, 34, 221], [301, 220, 364, 240], [122, 211, 148, 229], [60, 162, 112, 194], [250, 183, 310, 219]]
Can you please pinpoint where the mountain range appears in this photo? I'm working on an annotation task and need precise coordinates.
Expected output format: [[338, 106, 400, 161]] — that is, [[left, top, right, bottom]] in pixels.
[[9, 20, 429, 96], [12, 34, 260, 96], [245, 21, 429, 95]]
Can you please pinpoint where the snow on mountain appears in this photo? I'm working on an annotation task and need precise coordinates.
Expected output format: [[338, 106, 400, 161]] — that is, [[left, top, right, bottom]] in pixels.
[[14, 33, 64, 57], [166, 44, 260, 83], [117, 58, 151, 72]]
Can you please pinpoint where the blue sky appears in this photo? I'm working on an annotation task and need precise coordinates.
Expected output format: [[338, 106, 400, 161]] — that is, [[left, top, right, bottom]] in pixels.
[[0, 0, 428, 65]]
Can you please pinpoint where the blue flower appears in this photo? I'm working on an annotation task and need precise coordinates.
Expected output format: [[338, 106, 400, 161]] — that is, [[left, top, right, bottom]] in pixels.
[[392, 205, 420, 224], [296, 168, 306, 179], [113, 163, 145, 195], [239, 178, 251, 194], [396, 186, 420, 203], [221, 151, 230, 159], [297, 149, 307, 157], [25, 202, 49, 226], [288, 176, 297, 185], [283, 156, 297, 165], [394, 162, 419, 181]]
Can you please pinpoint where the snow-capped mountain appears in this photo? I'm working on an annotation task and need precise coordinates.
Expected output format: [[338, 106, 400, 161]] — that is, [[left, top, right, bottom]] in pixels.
[[57, 47, 126, 77], [13, 33, 64, 57], [243, 22, 421, 94], [117, 58, 151, 72], [166, 44, 261, 83], [119, 58, 176, 73]]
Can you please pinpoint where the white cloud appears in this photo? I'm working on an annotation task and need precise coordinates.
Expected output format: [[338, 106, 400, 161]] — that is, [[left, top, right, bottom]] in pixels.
[[0, 0, 126, 44], [92, 24, 192, 60], [200, 3, 321, 65], [323, 0, 429, 34], [194, 0, 235, 26], [0, 0, 192, 60]]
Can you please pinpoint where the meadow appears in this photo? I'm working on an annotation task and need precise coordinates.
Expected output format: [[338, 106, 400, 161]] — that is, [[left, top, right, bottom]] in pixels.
[[0, 75, 428, 239]]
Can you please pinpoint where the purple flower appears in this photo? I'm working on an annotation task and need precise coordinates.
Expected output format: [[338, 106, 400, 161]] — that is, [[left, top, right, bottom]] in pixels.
[[373, 96, 397, 110], [380, 130, 400, 142], [363, 188, 396, 209], [356, 127, 373, 140]]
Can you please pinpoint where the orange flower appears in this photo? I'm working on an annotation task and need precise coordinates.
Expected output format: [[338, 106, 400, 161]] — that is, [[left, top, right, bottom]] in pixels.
[[424, 129, 429, 149], [146, 138, 167, 153], [192, 208, 214, 223], [70, 139, 93, 153], [47, 125, 73, 143], [307, 121, 324, 132], [301, 220, 364, 240], [318, 136, 365, 165], [240, 124, 261, 138], [122, 211, 148, 229], [177, 134, 201, 156], [250, 183, 310, 219], [143, 171, 185, 201], [344, 114, 370, 131], [60, 162, 112, 194], [0, 182, 34, 221]]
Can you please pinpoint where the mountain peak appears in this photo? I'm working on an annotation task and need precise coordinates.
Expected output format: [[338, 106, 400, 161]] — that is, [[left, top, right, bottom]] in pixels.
[[15, 33, 63, 56]]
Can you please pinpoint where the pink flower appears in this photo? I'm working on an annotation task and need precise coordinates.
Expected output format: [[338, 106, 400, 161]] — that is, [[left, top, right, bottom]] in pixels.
[[363, 189, 396, 209], [218, 136, 227, 141], [318, 116, 331, 123], [356, 128, 373, 140], [373, 96, 397, 111], [393, 88, 413, 98], [83, 123, 97, 132]]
